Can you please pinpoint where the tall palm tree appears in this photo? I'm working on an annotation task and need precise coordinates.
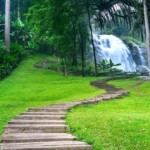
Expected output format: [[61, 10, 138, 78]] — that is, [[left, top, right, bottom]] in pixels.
[[5, 0, 10, 52]]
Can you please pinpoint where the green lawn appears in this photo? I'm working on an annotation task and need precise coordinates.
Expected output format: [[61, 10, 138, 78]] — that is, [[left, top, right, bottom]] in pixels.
[[0, 55, 105, 136], [67, 79, 150, 150]]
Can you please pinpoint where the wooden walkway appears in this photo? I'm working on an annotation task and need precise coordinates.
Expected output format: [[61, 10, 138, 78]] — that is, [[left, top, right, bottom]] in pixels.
[[0, 80, 128, 150]]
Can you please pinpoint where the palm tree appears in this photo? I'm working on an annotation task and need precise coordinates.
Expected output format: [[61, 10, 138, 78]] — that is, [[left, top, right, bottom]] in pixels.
[[5, 0, 10, 52], [93, 0, 150, 74]]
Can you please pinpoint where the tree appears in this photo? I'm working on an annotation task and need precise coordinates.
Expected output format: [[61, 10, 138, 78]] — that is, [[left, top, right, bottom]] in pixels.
[[5, 0, 10, 52], [28, 0, 89, 76], [143, 0, 150, 74], [11, 0, 31, 20], [86, 0, 98, 76]]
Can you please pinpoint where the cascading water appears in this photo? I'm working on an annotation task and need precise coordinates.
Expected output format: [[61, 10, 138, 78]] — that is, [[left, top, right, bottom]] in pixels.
[[93, 34, 148, 72], [129, 42, 149, 73]]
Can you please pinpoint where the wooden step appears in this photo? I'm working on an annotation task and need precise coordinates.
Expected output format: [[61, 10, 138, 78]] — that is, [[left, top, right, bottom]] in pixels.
[[46, 102, 89, 108], [9, 120, 65, 125], [1, 133, 76, 143], [14, 115, 65, 120], [4, 124, 69, 133], [21, 112, 67, 115], [46, 102, 82, 107], [48, 104, 79, 109], [0, 141, 92, 150], [27, 108, 68, 112]]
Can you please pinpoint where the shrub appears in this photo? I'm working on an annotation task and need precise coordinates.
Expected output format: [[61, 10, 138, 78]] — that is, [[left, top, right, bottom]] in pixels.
[[10, 44, 25, 61], [0, 43, 25, 80]]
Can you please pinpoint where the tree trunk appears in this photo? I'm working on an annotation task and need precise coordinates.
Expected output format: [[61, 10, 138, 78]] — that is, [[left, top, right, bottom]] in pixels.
[[64, 56, 68, 77], [87, 5, 97, 76], [17, 0, 21, 19], [80, 32, 85, 77], [144, 0, 150, 75], [71, 20, 78, 67], [5, 0, 10, 52]]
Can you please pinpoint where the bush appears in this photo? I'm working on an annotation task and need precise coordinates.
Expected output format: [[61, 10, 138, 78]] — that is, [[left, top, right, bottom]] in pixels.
[[10, 44, 25, 61], [0, 43, 25, 80]]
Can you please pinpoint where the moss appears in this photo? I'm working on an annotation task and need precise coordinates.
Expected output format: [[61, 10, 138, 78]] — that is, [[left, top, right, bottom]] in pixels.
[[121, 36, 146, 48]]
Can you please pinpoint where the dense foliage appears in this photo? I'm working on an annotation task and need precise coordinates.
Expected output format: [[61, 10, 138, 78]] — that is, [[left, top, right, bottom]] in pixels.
[[0, 42, 25, 79], [0, 0, 37, 80]]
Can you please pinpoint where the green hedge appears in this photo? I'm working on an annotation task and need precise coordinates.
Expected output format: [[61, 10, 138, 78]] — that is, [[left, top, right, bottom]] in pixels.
[[0, 44, 25, 80]]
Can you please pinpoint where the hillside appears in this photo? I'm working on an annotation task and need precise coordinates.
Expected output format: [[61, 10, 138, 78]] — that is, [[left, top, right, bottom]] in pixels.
[[0, 55, 105, 135]]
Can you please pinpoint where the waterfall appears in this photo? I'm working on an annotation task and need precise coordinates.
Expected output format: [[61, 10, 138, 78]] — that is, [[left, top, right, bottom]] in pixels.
[[93, 34, 148, 72]]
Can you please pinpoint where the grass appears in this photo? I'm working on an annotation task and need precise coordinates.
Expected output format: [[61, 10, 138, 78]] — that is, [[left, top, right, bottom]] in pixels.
[[0, 55, 105, 136], [66, 79, 150, 150]]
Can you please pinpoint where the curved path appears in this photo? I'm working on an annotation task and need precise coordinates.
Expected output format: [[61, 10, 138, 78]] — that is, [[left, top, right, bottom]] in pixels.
[[0, 79, 128, 150]]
